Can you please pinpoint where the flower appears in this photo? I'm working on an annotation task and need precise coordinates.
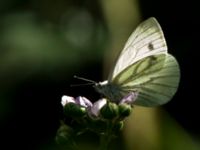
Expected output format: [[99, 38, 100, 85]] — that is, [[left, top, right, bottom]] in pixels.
[[61, 92, 137, 119], [119, 92, 138, 105], [75, 96, 93, 108], [61, 95, 76, 106], [88, 98, 107, 118], [61, 95, 92, 108], [61, 95, 107, 118]]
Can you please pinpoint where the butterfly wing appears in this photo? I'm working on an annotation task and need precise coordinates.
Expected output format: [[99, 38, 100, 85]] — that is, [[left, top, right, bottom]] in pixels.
[[105, 17, 180, 106], [112, 54, 180, 106], [109, 17, 168, 80]]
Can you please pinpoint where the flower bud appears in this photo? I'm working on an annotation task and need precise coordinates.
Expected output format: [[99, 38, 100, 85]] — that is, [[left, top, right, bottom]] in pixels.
[[64, 103, 86, 118], [55, 123, 74, 145], [113, 121, 124, 132], [118, 103, 132, 118], [100, 102, 119, 119]]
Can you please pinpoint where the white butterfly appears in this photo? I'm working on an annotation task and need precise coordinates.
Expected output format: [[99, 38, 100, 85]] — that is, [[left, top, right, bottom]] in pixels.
[[94, 17, 180, 107]]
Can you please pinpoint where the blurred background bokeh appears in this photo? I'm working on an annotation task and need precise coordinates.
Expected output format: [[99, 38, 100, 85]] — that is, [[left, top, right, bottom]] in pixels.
[[0, 0, 199, 150]]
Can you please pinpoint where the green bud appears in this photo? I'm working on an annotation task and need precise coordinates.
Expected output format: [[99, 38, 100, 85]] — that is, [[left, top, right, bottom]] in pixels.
[[100, 102, 119, 119], [64, 103, 86, 118], [55, 123, 74, 145], [118, 103, 132, 118], [113, 121, 124, 132]]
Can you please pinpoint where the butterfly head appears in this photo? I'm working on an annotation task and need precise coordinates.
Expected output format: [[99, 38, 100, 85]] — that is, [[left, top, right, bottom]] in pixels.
[[93, 80, 108, 95]]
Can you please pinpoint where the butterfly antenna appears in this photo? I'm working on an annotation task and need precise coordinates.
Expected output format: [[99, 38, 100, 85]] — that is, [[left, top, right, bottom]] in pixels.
[[73, 75, 96, 84], [70, 82, 94, 87]]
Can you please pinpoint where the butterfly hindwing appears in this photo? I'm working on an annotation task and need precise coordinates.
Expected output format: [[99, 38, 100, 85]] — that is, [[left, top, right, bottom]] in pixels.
[[112, 54, 180, 106]]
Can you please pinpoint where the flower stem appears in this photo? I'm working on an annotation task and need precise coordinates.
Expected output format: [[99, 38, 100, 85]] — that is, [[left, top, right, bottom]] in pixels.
[[99, 121, 114, 150]]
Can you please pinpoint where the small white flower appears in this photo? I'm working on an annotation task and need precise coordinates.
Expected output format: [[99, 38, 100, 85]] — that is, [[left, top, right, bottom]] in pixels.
[[119, 92, 138, 105], [61, 95, 108, 119], [89, 98, 107, 117], [75, 96, 93, 108], [61, 95, 75, 106]]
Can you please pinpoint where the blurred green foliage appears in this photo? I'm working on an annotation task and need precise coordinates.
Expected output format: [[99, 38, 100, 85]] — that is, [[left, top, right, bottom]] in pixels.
[[0, 1, 106, 110], [0, 1, 107, 149]]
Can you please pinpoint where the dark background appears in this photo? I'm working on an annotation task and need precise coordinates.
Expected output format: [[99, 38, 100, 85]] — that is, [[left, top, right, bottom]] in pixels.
[[140, 0, 199, 137], [0, 0, 199, 149]]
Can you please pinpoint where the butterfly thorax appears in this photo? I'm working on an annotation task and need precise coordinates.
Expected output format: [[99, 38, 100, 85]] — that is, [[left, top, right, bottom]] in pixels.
[[94, 80, 124, 103]]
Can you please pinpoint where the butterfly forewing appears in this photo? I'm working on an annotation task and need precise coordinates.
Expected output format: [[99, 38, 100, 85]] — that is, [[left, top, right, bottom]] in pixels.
[[112, 54, 180, 106], [110, 17, 167, 80]]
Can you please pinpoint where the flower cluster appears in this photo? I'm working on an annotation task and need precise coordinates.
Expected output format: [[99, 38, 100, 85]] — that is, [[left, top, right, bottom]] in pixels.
[[61, 92, 138, 120], [56, 92, 138, 150]]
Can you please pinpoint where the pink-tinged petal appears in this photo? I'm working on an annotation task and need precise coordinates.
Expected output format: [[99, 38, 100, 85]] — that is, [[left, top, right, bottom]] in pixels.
[[119, 92, 138, 105], [61, 95, 75, 106], [75, 96, 93, 108], [90, 98, 107, 117]]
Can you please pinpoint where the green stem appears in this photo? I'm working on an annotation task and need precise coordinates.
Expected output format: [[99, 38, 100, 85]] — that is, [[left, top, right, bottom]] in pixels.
[[99, 121, 114, 150]]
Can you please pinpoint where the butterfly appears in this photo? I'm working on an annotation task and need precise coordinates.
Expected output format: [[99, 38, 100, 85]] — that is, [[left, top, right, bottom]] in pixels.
[[93, 17, 180, 107]]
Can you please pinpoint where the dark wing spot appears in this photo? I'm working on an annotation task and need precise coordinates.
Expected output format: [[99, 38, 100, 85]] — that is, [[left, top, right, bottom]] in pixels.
[[148, 43, 154, 50], [149, 56, 157, 65]]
